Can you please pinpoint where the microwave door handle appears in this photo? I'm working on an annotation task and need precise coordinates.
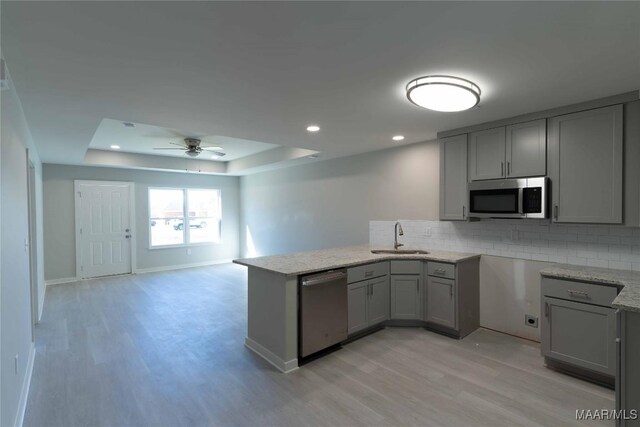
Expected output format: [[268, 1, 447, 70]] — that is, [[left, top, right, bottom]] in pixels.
[[518, 188, 524, 215]]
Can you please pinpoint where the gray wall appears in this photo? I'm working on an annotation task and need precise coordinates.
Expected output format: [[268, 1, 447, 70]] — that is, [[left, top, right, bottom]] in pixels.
[[43, 165, 240, 280], [1, 64, 45, 426], [239, 140, 440, 257]]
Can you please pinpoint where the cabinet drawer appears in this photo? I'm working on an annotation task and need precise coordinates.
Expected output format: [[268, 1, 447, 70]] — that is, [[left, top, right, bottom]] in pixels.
[[390, 260, 422, 275], [427, 262, 455, 279], [542, 278, 618, 307], [347, 262, 389, 283]]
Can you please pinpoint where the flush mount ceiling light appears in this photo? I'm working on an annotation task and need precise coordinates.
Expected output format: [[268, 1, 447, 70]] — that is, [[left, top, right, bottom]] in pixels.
[[110, 145, 120, 149], [392, 135, 405, 141], [306, 125, 320, 132], [406, 75, 480, 112]]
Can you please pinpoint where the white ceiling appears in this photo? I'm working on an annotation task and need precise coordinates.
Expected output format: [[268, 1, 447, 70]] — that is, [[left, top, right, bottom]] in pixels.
[[90, 119, 278, 161], [2, 2, 639, 165]]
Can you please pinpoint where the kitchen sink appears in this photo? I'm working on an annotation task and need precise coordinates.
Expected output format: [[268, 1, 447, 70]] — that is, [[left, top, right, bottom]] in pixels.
[[370, 249, 430, 255]]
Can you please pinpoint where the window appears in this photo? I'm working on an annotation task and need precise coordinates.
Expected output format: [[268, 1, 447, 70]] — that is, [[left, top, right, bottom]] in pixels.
[[149, 188, 221, 247]]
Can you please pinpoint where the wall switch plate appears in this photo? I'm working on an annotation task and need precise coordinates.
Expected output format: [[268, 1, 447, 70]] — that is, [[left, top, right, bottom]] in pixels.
[[186, 248, 192, 255], [525, 314, 538, 328], [425, 227, 432, 237]]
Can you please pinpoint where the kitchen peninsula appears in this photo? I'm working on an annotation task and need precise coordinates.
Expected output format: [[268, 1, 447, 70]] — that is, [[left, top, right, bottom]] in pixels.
[[233, 245, 481, 372]]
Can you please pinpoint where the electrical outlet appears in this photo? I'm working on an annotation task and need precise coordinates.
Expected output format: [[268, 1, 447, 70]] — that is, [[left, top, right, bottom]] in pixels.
[[525, 315, 538, 328], [425, 227, 432, 237], [14, 354, 18, 374]]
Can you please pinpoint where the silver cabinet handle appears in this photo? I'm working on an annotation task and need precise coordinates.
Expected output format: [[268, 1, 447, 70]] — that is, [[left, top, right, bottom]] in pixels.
[[462, 205, 466, 219], [568, 289, 589, 298], [553, 205, 558, 221], [125, 235, 132, 239], [365, 271, 374, 277], [371, 284, 374, 297], [449, 283, 453, 297], [501, 162, 504, 177], [507, 161, 510, 176], [545, 302, 549, 318]]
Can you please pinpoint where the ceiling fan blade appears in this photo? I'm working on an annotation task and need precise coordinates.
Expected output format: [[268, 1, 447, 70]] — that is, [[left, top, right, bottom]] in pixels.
[[202, 146, 225, 151], [169, 142, 187, 147], [208, 151, 226, 157], [153, 148, 187, 150]]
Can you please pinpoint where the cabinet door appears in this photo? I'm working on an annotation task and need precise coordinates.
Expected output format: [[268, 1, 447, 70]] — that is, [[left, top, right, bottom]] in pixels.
[[468, 127, 506, 181], [426, 276, 456, 329], [347, 281, 369, 335], [439, 134, 468, 220], [390, 275, 422, 320], [542, 296, 616, 377], [549, 105, 623, 224], [368, 276, 390, 325], [506, 119, 546, 177]]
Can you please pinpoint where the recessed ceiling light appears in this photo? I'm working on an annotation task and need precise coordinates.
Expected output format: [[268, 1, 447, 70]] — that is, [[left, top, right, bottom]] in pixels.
[[406, 75, 480, 112], [110, 145, 120, 149], [123, 122, 135, 128], [392, 135, 405, 141], [306, 125, 320, 132]]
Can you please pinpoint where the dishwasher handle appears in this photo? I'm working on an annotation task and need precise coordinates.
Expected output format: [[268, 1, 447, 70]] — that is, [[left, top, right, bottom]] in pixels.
[[301, 271, 347, 287]]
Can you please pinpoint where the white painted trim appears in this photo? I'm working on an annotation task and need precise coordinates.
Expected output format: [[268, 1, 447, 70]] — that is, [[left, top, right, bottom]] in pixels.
[[45, 277, 78, 286], [15, 343, 35, 427], [244, 337, 299, 373], [38, 285, 46, 321], [74, 180, 136, 279], [134, 259, 233, 274]]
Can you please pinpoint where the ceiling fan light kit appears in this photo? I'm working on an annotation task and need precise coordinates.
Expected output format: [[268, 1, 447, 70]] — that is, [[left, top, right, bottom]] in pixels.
[[406, 75, 481, 112]]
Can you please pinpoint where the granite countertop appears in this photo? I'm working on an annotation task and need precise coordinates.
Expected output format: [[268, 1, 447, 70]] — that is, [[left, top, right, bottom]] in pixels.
[[233, 245, 480, 277], [541, 265, 640, 312]]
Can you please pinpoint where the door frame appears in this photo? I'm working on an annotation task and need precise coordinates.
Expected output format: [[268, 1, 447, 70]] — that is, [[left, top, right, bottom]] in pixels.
[[74, 180, 136, 279], [26, 152, 39, 339]]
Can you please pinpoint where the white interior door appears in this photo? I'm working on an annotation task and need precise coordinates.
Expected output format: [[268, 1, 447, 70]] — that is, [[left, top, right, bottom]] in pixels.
[[76, 181, 133, 279]]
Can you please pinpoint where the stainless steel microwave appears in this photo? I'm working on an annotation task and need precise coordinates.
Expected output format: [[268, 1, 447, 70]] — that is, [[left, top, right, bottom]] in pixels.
[[468, 177, 548, 219]]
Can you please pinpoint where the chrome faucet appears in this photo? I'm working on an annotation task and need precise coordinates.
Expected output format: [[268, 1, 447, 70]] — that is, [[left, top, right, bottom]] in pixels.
[[394, 221, 404, 250]]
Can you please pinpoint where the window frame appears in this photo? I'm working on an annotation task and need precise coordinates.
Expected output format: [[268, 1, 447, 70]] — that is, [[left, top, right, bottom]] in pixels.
[[148, 186, 222, 249]]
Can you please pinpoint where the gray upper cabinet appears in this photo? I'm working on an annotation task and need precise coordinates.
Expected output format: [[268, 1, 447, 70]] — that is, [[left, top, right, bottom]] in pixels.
[[549, 105, 623, 224], [505, 119, 546, 177], [390, 275, 422, 320], [439, 134, 468, 221], [468, 127, 506, 181]]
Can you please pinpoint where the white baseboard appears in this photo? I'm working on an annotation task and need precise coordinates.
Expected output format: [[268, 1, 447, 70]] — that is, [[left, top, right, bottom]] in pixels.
[[245, 337, 298, 373], [44, 277, 78, 286], [134, 259, 234, 274], [15, 342, 35, 427]]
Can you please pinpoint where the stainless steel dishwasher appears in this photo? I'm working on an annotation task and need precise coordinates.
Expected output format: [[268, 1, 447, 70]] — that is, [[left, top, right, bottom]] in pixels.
[[299, 269, 348, 358]]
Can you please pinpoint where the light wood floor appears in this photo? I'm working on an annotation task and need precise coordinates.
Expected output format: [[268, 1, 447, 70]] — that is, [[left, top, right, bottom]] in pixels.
[[26, 263, 614, 427]]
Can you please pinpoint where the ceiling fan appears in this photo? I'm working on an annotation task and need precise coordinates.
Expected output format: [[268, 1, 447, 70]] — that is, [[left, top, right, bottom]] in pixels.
[[153, 137, 226, 158]]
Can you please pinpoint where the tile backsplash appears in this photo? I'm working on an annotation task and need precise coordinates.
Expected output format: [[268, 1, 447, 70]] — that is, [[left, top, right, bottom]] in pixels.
[[370, 219, 640, 271]]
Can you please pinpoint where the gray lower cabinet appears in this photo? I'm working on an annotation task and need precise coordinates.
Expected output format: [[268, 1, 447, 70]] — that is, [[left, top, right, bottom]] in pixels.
[[390, 275, 422, 320], [426, 276, 456, 329], [619, 310, 640, 426], [542, 296, 617, 377], [439, 134, 468, 220], [549, 104, 623, 224], [541, 277, 619, 380], [425, 259, 479, 338], [347, 272, 389, 335]]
